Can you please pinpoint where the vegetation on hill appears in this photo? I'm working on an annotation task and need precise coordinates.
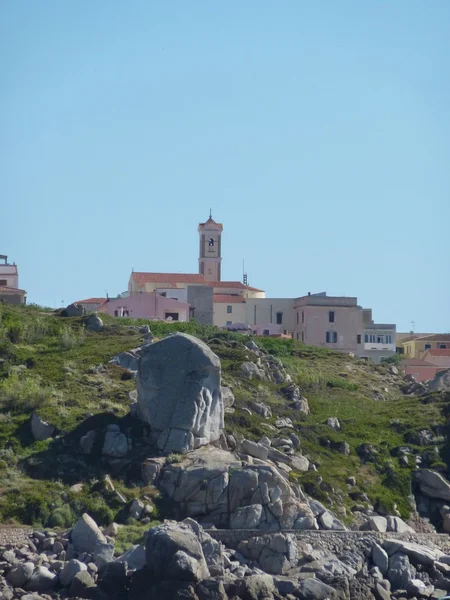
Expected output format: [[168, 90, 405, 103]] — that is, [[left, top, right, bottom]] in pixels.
[[0, 304, 448, 533]]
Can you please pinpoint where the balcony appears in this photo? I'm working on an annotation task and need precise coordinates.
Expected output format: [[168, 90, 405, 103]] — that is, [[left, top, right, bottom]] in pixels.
[[363, 343, 396, 352]]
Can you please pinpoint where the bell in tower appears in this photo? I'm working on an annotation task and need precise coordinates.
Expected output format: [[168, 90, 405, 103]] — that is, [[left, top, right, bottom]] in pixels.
[[198, 211, 223, 281]]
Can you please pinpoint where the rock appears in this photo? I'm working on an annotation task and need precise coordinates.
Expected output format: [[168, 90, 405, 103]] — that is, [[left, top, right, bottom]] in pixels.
[[298, 577, 339, 599], [196, 578, 228, 600], [241, 361, 267, 380], [92, 540, 115, 567], [389, 366, 399, 375], [80, 430, 97, 454], [221, 386, 235, 408], [319, 510, 346, 531], [275, 418, 293, 429], [104, 522, 120, 537], [71, 513, 107, 554], [102, 429, 129, 457], [357, 443, 378, 463], [347, 476, 356, 486], [111, 349, 141, 372], [383, 539, 442, 566], [6, 561, 35, 587], [415, 469, 450, 501], [245, 340, 260, 352], [291, 455, 310, 472], [59, 559, 87, 587], [145, 521, 210, 583], [407, 579, 435, 597], [62, 303, 85, 317], [372, 543, 389, 575], [241, 440, 269, 461], [326, 417, 341, 431], [116, 544, 146, 570], [375, 581, 391, 600], [251, 402, 272, 418], [69, 570, 95, 597], [387, 553, 412, 591], [30, 413, 54, 441], [288, 433, 301, 449], [141, 458, 163, 485], [236, 573, 275, 600], [137, 333, 224, 454], [368, 516, 388, 533], [129, 498, 145, 520], [230, 504, 263, 529], [386, 516, 415, 533], [85, 314, 104, 332], [24, 566, 58, 592]]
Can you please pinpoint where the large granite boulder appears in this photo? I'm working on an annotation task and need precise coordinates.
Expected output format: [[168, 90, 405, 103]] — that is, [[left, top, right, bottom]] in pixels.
[[415, 469, 450, 500], [137, 333, 224, 454]]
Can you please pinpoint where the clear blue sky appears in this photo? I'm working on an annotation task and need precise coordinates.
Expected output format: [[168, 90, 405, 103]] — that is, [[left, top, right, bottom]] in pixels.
[[1, 1, 449, 332]]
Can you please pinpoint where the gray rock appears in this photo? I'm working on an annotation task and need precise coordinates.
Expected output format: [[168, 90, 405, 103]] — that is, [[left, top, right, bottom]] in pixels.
[[93, 541, 115, 567], [24, 566, 58, 592], [221, 386, 235, 408], [291, 455, 310, 472], [69, 570, 95, 597], [386, 516, 414, 533], [141, 458, 163, 485], [116, 544, 146, 570], [129, 498, 145, 520], [289, 433, 301, 449], [319, 510, 346, 531], [415, 469, 450, 501], [80, 430, 96, 454], [387, 553, 412, 591], [30, 413, 54, 441], [241, 361, 266, 380], [368, 516, 388, 533], [59, 559, 87, 587], [251, 402, 272, 418], [298, 577, 339, 599], [230, 504, 263, 529], [372, 543, 389, 575], [111, 349, 141, 371], [137, 333, 224, 454], [383, 539, 442, 566], [196, 578, 228, 600], [275, 417, 293, 429], [62, 303, 85, 317], [293, 396, 310, 414], [6, 561, 35, 587], [375, 581, 391, 600], [85, 314, 104, 332], [240, 439, 269, 461], [326, 417, 341, 431], [103, 430, 129, 457], [71, 513, 107, 554], [236, 574, 275, 599], [145, 521, 210, 583]]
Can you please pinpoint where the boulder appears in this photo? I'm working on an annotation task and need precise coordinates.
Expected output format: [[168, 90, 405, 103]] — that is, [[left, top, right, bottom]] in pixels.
[[368, 516, 388, 533], [235, 574, 275, 600], [71, 513, 107, 554], [6, 561, 35, 587], [116, 544, 146, 570], [221, 386, 235, 408], [387, 553, 412, 591], [24, 566, 58, 592], [319, 510, 346, 531], [62, 303, 85, 317], [30, 413, 54, 441], [129, 498, 145, 520], [80, 430, 97, 454], [69, 570, 96, 597], [59, 559, 87, 587], [386, 516, 414, 534], [415, 469, 450, 501], [230, 504, 263, 529], [298, 577, 339, 599], [293, 397, 310, 414], [137, 333, 224, 454], [240, 439, 269, 461], [326, 417, 341, 431], [111, 349, 141, 372], [275, 418, 293, 429], [145, 521, 210, 583], [84, 314, 104, 332], [102, 428, 129, 457], [291, 455, 310, 472], [372, 543, 389, 575], [251, 402, 272, 418], [241, 362, 266, 380], [383, 539, 442, 566]]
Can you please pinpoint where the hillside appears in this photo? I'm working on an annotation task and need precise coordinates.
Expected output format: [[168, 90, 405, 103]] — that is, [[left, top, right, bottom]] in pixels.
[[0, 303, 448, 543]]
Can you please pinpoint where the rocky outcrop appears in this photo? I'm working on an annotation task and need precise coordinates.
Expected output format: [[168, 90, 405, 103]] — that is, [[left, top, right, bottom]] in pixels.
[[30, 413, 54, 441], [84, 313, 104, 332], [415, 469, 450, 501], [136, 333, 224, 454], [60, 303, 85, 317]]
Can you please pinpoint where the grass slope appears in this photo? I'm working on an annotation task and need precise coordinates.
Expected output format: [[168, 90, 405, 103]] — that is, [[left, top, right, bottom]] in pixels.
[[0, 304, 447, 532]]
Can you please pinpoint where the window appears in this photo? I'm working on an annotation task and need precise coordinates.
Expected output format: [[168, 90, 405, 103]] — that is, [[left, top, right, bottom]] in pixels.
[[424, 344, 431, 350], [357, 334, 362, 344], [208, 237, 214, 247], [440, 344, 447, 349], [263, 329, 270, 336], [296, 333, 299, 340], [0, 280, 6, 286], [301, 332, 304, 342], [329, 311, 335, 323], [297, 312, 299, 324], [227, 305, 232, 314], [226, 321, 232, 326], [165, 312, 179, 321], [276, 312, 283, 324], [386, 335, 392, 344], [114, 310, 119, 317], [365, 334, 369, 343], [377, 336, 384, 344], [326, 331, 338, 343], [302, 311, 304, 323]]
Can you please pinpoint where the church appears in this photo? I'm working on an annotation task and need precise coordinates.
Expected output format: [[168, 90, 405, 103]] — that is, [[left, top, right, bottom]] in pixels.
[[126, 213, 265, 327]]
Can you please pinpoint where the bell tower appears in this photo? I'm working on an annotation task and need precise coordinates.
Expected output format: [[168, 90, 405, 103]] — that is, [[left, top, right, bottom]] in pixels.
[[198, 210, 223, 281]]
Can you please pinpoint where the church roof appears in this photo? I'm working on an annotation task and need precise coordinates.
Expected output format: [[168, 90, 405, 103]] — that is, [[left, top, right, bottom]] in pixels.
[[214, 294, 247, 303], [131, 272, 264, 292], [198, 216, 223, 230]]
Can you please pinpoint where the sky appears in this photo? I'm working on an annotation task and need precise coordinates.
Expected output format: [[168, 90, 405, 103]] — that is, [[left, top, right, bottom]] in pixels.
[[1, 1, 449, 332]]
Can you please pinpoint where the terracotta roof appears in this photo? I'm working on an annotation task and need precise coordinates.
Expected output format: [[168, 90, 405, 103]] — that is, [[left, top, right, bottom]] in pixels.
[[214, 294, 246, 304], [0, 285, 26, 294], [132, 272, 264, 293], [424, 349, 450, 357], [198, 217, 223, 230], [132, 272, 206, 285], [75, 297, 107, 304], [413, 334, 450, 342], [401, 358, 437, 367]]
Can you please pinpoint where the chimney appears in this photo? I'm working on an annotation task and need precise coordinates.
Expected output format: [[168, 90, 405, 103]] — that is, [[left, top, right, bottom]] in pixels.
[[308, 292, 311, 296]]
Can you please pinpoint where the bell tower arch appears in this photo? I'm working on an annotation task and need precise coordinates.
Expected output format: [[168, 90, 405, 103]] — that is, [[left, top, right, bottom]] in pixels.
[[198, 211, 223, 282]]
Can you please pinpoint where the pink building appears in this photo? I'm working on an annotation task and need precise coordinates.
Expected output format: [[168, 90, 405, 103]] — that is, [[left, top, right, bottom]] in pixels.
[[421, 349, 450, 370], [97, 292, 190, 322], [401, 358, 445, 383]]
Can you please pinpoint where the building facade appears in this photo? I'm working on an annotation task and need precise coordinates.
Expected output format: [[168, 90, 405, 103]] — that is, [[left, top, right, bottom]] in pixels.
[[198, 213, 223, 282], [97, 292, 190, 322], [400, 334, 450, 359], [0, 255, 26, 305]]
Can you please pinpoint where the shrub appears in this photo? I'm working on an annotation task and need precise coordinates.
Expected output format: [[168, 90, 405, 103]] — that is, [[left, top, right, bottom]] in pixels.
[[0, 373, 50, 413], [49, 504, 74, 528], [60, 325, 86, 350]]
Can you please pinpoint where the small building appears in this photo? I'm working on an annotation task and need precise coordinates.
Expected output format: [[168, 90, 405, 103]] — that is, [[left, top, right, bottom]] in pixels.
[[401, 334, 450, 359], [401, 357, 446, 383], [421, 349, 450, 370], [0, 255, 26, 305], [75, 298, 107, 313], [97, 292, 190, 322]]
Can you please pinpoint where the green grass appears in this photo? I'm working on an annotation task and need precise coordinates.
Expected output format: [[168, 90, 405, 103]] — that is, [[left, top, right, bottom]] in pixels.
[[0, 304, 447, 529]]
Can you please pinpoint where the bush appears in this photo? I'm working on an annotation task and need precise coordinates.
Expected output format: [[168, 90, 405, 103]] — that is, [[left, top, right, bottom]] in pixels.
[[0, 373, 50, 413], [49, 504, 74, 528], [60, 325, 86, 350]]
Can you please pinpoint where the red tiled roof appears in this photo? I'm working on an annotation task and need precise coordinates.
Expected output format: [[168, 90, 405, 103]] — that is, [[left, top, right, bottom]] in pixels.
[[401, 358, 437, 367], [214, 294, 246, 304], [0, 285, 26, 294], [75, 297, 107, 304], [414, 334, 450, 342], [132, 272, 264, 292], [424, 349, 450, 357], [198, 217, 223, 230], [132, 272, 206, 285]]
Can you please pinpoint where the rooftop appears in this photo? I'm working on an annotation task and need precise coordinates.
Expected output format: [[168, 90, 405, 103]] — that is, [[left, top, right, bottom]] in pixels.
[[131, 272, 264, 292], [401, 358, 437, 367], [75, 297, 107, 305], [198, 215, 223, 231], [213, 294, 246, 304], [413, 334, 450, 342], [423, 348, 450, 357], [0, 285, 26, 294]]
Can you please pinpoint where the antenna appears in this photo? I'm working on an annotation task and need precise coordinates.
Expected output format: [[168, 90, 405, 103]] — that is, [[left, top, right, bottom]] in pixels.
[[410, 320, 415, 333], [209, 208, 212, 219], [243, 259, 248, 286]]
